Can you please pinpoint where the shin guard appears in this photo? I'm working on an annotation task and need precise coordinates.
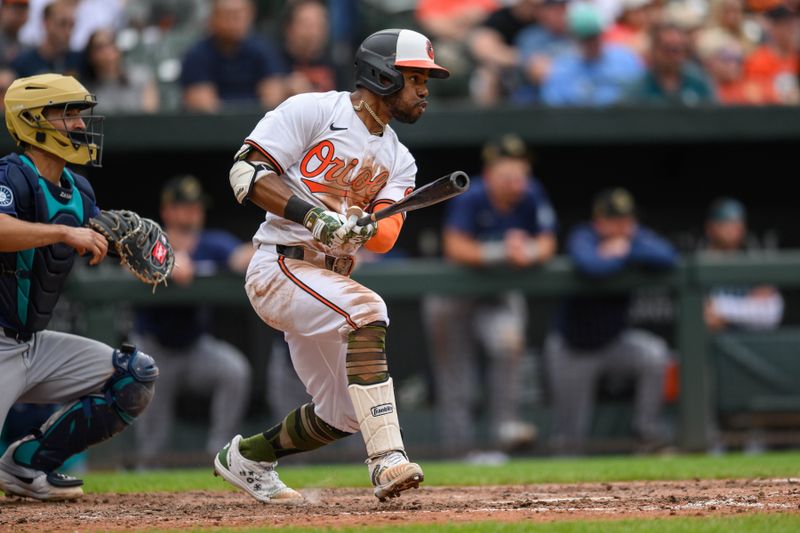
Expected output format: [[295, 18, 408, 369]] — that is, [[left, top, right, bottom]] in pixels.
[[348, 378, 404, 458], [13, 343, 158, 472]]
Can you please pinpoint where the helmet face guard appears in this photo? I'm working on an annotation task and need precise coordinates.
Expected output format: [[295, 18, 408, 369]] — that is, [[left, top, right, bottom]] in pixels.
[[5, 74, 104, 167], [354, 29, 450, 97], [30, 99, 104, 167]]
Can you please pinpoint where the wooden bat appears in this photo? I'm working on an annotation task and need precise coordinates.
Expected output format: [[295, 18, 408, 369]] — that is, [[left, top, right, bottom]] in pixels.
[[353, 171, 470, 226]]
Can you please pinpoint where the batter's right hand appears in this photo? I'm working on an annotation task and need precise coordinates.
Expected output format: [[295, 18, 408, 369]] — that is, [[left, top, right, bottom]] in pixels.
[[303, 207, 347, 246], [65, 226, 108, 266]]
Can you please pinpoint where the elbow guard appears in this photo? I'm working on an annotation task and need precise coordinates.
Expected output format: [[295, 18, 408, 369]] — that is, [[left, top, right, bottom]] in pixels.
[[229, 145, 275, 204]]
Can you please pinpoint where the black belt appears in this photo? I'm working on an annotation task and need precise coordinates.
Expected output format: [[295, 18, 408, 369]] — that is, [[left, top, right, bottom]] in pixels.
[[3, 327, 32, 343], [275, 245, 354, 276]]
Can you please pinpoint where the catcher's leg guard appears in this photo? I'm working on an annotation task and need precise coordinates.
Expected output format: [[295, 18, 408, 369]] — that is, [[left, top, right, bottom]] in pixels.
[[12, 343, 158, 472]]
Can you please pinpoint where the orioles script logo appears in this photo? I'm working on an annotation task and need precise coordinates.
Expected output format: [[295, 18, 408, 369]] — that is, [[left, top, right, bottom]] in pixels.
[[300, 140, 390, 204]]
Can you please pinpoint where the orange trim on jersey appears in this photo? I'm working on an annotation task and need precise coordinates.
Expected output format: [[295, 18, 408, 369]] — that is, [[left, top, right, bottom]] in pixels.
[[364, 202, 404, 253], [277, 255, 359, 330], [244, 139, 285, 175]]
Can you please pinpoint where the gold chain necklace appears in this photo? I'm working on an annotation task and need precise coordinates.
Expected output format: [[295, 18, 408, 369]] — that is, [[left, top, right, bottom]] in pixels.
[[353, 99, 385, 135]]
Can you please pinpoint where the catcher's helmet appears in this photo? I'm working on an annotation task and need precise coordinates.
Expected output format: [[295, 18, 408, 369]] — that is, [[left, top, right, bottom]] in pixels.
[[354, 29, 449, 96], [4, 73, 104, 167]]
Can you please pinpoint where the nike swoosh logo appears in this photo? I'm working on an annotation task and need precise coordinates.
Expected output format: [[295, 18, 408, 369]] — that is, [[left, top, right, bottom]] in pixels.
[[330, 123, 347, 131]]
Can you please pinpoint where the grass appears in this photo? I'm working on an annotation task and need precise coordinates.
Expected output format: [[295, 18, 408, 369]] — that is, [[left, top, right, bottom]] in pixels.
[[83, 450, 800, 494], [138, 514, 800, 533]]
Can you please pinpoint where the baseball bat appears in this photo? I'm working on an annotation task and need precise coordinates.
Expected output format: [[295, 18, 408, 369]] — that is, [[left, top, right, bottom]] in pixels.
[[355, 171, 470, 226]]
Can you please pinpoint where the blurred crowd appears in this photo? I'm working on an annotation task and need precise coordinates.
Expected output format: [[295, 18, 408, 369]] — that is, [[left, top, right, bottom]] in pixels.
[[2, 0, 800, 113]]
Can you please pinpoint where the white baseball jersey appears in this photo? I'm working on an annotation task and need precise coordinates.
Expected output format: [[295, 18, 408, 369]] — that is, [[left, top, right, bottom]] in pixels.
[[245, 91, 417, 257]]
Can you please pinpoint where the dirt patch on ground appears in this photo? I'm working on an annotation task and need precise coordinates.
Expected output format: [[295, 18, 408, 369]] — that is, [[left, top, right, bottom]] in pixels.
[[1, 478, 799, 532]]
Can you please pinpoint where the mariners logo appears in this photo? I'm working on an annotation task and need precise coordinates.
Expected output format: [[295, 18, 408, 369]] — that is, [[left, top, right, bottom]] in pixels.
[[0, 185, 13, 207]]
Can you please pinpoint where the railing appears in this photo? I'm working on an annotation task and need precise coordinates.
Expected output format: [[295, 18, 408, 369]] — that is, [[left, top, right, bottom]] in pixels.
[[65, 252, 800, 451], [5, 106, 800, 154]]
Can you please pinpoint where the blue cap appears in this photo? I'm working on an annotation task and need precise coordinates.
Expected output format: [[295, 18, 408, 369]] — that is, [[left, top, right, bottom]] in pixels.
[[708, 197, 745, 222]]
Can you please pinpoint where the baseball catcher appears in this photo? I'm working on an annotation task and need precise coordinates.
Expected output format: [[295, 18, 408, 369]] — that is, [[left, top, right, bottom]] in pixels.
[[0, 74, 160, 500]]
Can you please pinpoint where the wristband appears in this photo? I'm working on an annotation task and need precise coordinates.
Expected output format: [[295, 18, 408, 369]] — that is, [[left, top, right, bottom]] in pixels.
[[284, 195, 315, 225]]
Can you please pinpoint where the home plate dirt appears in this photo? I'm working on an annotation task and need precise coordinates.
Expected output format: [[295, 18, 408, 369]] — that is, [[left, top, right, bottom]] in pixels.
[[1, 478, 799, 532]]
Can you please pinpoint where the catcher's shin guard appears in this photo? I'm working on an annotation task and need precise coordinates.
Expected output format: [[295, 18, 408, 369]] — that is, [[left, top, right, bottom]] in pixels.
[[12, 343, 158, 472]]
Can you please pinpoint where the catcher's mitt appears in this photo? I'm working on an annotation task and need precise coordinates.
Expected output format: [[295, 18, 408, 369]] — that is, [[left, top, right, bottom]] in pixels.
[[88, 209, 175, 290]]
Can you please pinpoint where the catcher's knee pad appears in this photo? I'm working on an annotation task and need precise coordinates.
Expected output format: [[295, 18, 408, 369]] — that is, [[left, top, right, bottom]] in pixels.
[[13, 343, 158, 472], [346, 322, 388, 386], [107, 342, 159, 420]]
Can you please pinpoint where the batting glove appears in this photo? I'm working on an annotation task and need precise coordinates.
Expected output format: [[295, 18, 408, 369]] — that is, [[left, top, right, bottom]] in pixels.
[[335, 206, 378, 245], [303, 207, 347, 246]]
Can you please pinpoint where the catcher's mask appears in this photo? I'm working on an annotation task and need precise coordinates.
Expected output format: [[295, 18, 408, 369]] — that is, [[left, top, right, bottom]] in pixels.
[[354, 29, 449, 96], [4, 73, 104, 167]]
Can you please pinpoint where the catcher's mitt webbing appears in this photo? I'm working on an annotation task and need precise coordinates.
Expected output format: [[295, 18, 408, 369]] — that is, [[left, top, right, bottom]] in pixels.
[[88, 209, 174, 290]]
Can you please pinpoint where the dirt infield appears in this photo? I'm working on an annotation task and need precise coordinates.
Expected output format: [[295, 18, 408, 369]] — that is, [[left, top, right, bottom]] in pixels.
[[1, 478, 799, 532]]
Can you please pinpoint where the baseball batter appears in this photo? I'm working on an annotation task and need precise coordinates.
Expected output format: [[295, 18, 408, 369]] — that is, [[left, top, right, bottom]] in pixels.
[[0, 74, 159, 500], [214, 28, 449, 502]]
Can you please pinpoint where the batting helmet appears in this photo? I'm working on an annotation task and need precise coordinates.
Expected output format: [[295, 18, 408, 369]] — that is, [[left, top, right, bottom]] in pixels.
[[354, 29, 450, 96], [4, 74, 104, 167]]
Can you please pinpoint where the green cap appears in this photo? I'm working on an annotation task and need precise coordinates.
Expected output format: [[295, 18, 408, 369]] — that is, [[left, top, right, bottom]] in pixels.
[[593, 188, 636, 218], [161, 175, 210, 207], [568, 2, 605, 39]]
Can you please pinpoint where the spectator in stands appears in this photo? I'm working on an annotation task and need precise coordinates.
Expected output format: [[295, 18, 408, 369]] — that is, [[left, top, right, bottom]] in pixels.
[[604, 0, 658, 59], [468, 0, 541, 105], [0, 0, 28, 67], [180, 0, 286, 112], [513, 0, 573, 104], [423, 134, 557, 457], [699, 32, 775, 104], [541, 2, 644, 106], [81, 29, 159, 113], [697, 0, 761, 57], [703, 198, 784, 331], [415, 0, 499, 95], [10, 0, 81, 77], [545, 188, 676, 455], [416, 0, 499, 43], [18, 0, 123, 52], [628, 22, 715, 105], [660, 1, 707, 63], [279, 0, 336, 98], [743, 5, 799, 105], [133, 175, 253, 467]]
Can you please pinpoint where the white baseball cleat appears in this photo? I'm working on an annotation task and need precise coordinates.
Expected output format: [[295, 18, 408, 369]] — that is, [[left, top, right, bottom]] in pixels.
[[213, 434, 303, 504], [0, 435, 84, 501], [368, 450, 424, 502]]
